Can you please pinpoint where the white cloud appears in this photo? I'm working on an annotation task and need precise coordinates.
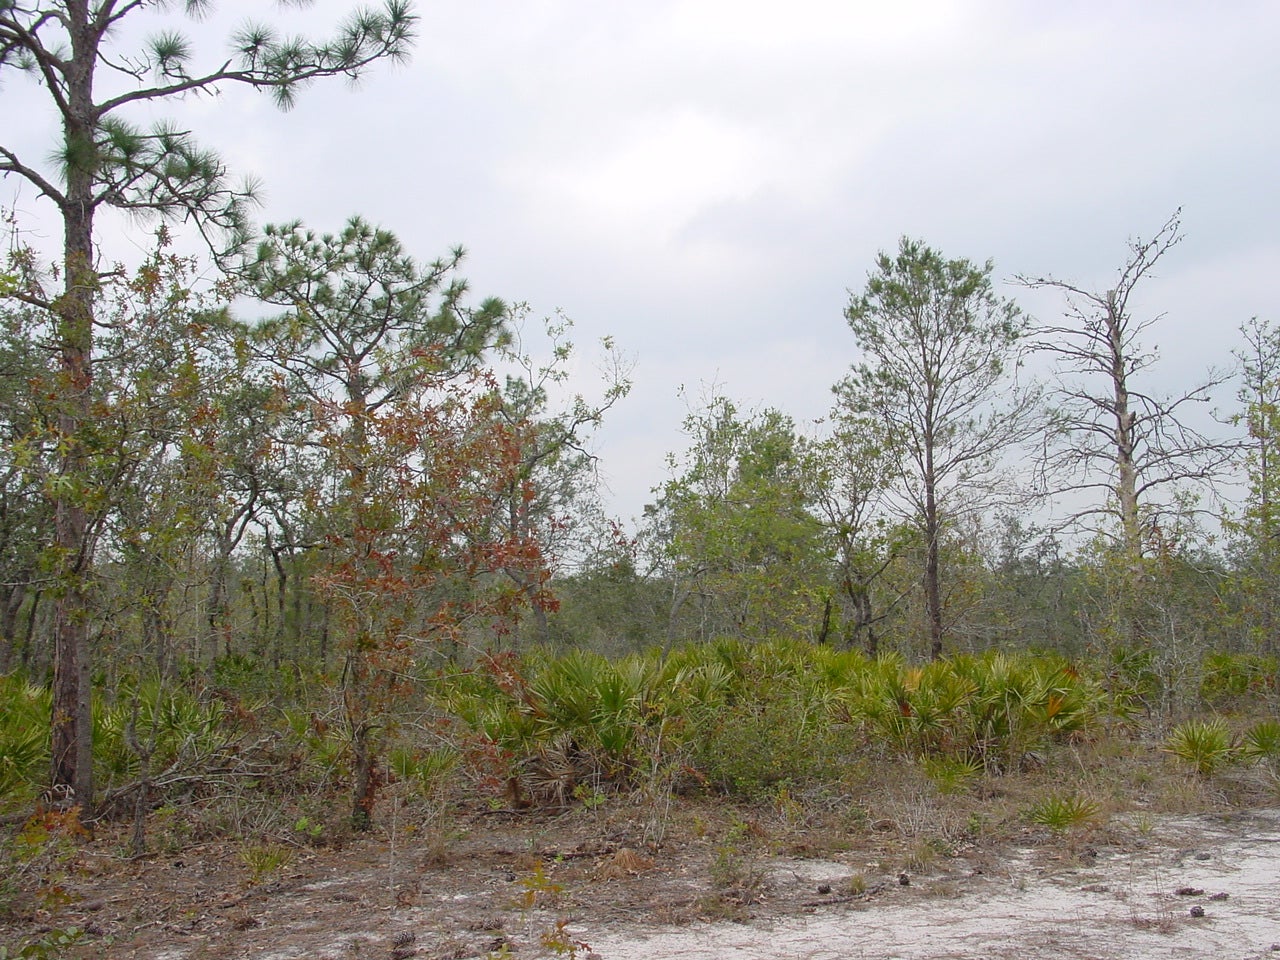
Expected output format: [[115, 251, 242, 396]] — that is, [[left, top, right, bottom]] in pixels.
[[5, 0, 1278, 527]]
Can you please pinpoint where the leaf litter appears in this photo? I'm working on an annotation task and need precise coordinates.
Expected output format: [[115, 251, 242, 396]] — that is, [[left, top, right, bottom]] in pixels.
[[8, 805, 1280, 959]]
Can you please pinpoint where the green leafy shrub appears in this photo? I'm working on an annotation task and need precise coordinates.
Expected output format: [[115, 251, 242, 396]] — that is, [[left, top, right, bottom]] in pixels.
[[1200, 653, 1277, 708], [0, 926, 83, 959], [1104, 647, 1162, 716], [955, 653, 1100, 769], [690, 693, 847, 799], [527, 649, 656, 778], [277, 706, 349, 790], [239, 842, 293, 885], [922, 756, 982, 795], [842, 651, 1101, 770], [443, 641, 1116, 804]]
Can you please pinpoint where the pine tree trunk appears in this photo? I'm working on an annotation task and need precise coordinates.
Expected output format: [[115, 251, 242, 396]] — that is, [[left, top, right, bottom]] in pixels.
[[924, 456, 944, 661], [50, 0, 98, 810]]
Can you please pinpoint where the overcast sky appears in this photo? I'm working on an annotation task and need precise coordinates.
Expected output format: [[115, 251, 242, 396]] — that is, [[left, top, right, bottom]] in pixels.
[[5, 0, 1279, 525]]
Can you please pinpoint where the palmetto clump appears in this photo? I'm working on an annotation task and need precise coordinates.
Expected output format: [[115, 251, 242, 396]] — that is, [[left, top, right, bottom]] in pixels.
[[1165, 718, 1235, 777]]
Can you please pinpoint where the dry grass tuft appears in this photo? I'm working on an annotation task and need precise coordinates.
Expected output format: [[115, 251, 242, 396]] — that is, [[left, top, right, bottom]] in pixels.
[[594, 846, 656, 880]]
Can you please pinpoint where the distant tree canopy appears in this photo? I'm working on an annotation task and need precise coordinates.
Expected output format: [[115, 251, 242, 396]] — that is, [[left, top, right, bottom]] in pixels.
[[648, 395, 827, 647]]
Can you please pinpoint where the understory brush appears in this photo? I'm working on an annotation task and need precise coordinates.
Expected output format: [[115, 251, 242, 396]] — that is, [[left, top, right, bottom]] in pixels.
[[4, 641, 1279, 960], [1, 641, 1276, 889], [0, 677, 47, 814]]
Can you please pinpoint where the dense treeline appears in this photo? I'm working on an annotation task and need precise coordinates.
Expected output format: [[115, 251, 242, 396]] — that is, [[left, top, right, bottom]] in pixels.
[[3, 225, 1272, 682]]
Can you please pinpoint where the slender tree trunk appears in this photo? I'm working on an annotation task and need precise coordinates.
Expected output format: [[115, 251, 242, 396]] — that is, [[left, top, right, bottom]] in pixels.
[[816, 594, 833, 645], [269, 544, 288, 661], [208, 498, 256, 660], [0, 581, 26, 673], [1258, 401, 1276, 654], [19, 589, 43, 671], [848, 578, 877, 656], [50, 235, 97, 809], [503, 491, 550, 647], [208, 540, 233, 659], [662, 579, 695, 659], [244, 573, 261, 655], [292, 567, 305, 654], [340, 386, 382, 830], [924, 456, 944, 661], [318, 600, 329, 665], [50, 0, 99, 809], [349, 720, 380, 831], [1105, 293, 1146, 650], [1260, 435, 1276, 654], [1108, 294, 1142, 563]]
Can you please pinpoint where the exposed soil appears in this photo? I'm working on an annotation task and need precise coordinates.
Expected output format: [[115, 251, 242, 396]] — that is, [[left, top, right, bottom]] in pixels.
[[7, 794, 1280, 959]]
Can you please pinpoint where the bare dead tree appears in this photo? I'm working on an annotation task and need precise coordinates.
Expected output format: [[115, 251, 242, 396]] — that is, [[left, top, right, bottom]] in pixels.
[[1016, 210, 1236, 562]]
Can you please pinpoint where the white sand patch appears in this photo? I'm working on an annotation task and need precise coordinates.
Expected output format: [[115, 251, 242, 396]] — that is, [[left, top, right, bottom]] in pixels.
[[583, 812, 1280, 960]]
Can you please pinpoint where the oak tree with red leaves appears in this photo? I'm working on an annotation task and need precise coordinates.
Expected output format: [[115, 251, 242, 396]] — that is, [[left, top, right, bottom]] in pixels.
[[241, 218, 553, 828]]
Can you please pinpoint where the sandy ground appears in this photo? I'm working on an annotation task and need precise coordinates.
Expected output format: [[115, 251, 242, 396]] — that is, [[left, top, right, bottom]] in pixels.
[[586, 811, 1280, 959], [10, 804, 1280, 959]]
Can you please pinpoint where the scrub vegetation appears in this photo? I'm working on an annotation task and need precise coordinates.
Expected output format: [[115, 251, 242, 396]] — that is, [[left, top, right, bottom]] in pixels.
[[1, 1, 1278, 956]]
